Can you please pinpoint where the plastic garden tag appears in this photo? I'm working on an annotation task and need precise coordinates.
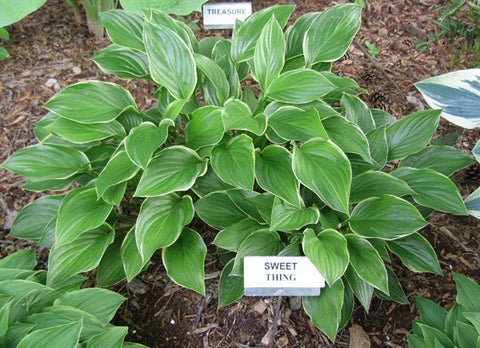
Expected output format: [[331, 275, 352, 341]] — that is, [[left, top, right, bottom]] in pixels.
[[203, 2, 252, 29], [244, 256, 326, 296]]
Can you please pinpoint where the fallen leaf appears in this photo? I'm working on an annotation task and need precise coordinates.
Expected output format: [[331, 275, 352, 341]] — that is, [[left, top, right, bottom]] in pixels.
[[349, 324, 371, 348]]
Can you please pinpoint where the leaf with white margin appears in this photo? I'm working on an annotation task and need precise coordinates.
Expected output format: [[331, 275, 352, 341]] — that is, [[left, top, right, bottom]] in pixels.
[[293, 138, 351, 215], [163, 228, 207, 295], [349, 195, 427, 240], [415, 69, 480, 129], [255, 145, 301, 207], [125, 119, 174, 169], [303, 228, 349, 286], [211, 134, 255, 190], [135, 146, 207, 197], [135, 194, 194, 261], [44, 81, 137, 124]]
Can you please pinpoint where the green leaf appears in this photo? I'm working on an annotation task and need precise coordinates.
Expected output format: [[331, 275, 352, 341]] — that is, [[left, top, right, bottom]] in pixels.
[[343, 266, 373, 312], [303, 280, 344, 342], [0, 45, 9, 59], [407, 334, 426, 348], [144, 9, 198, 51], [211, 134, 255, 190], [163, 228, 206, 295], [1, 144, 88, 181], [230, 231, 283, 276], [56, 187, 113, 246], [185, 106, 224, 150], [374, 266, 408, 304], [350, 170, 415, 203], [386, 233, 441, 274], [17, 321, 81, 348], [346, 234, 388, 293], [268, 106, 328, 142], [415, 69, 480, 129], [303, 228, 349, 286], [101, 10, 145, 51], [135, 146, 207, 197], [194, 54, 230, 106], [47, 225, 114, 287], [341, 94, 375, 133], [121, 228, 146, 281], [386, 110, 441, 161], [226, 189, 264, 223], [367, 126, 388, 168], [0, 0, 47, 27], [456, 321, 478, 348], [445, 303, 468, 339], [255, 145, 301, 207], [322, 116, 371, 162], [336, 282, 352, 332], [304, 3, 362, 64], [213, 218, 267, 252], [231, 5, 294, 63], [136, 194, 194, 261], [120, 0, 208, 15], [349, 195, 427, 240], [285, 12, 321, 60], [191, 165, 233, 197], [44, 81, 137, 124], [10, 196, 62, 247], [400, 146, 475, 176], [54, 288, 125, 326], [96, 150, 139, 199], [391, 167, 468, 215], [415, 296, 448, 331], [0, 249, 36, 271], [93, 45, 150, 80], [86, 326, 128, 348], [463, 312, 480, 334], [454, 272, 480, 312], [24, 305, 106, 339], [254, 16, 285, 91], [271, 198, 319, 231], [218, 259, 243, 308], [194, 191, 248, 229], [45, 117, 125, 144], [22, 177, 74, 193], [266, 69, 335, 104], [144, 21, 196, 99], [222, 99, 267, 135], [293, 138, 351, 215], [0, 302, 9, 337], [125, 119, 173, 169], [97, 236, 126, 287], [417, 322, 455, 348]]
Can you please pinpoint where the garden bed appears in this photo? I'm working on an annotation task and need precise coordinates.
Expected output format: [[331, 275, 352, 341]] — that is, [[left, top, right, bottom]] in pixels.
[[0, 0, 479, 346]]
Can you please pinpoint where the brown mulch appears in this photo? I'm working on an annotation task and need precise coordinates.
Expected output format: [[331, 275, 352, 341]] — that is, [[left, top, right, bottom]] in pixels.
[[1, 0, 479, 347]]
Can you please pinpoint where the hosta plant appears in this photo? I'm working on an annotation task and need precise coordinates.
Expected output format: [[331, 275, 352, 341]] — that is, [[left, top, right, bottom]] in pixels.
[[0, 249, 146, 347], [1, 3, 476, 341], [408, 273, 480, 348]]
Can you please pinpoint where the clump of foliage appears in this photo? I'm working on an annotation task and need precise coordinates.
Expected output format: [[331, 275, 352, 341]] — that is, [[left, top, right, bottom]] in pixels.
[[0, 249, 146, 347], [1, 4, 475, 342], [415, 0, 480, 67], [408, 273, 480, 347]]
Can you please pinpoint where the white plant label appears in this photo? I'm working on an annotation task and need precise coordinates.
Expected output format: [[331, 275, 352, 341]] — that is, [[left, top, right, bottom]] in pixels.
[[244, 256, 326, 296], [203, 2, 252, 29]]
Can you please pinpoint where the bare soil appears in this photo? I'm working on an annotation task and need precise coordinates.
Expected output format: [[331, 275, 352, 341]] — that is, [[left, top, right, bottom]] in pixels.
[[1, 0, 479, 347]]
